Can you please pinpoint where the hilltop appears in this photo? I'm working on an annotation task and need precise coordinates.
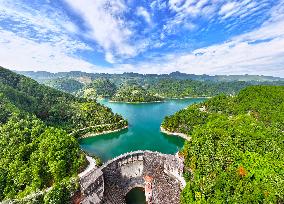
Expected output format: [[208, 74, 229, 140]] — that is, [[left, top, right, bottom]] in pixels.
[[17, 70, 284, 82]]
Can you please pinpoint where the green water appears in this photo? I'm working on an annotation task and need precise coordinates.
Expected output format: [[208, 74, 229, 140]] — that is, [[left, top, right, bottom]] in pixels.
[[79, 98, 205, 161], [125, 187, 146, 204]]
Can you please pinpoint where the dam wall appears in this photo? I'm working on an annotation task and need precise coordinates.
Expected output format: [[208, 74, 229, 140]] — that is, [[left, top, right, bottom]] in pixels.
[[80, 150, 185, 204]]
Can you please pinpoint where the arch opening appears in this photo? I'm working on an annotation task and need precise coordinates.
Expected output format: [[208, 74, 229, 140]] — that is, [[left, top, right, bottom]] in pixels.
[[125, 187, 146, 204]]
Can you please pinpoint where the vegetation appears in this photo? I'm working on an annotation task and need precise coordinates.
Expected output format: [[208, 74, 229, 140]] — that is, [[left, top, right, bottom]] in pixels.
[[81, 78, 117, 98], [0, 67, 127, 202], [45, 78, 84, 94], [111, 83, 163, 103], [147, 79, 249, 98], [19, 70, 284, 101], [162, 86, 284, 203], [18, 70, 284, 83], [0, 67, 127, 136]]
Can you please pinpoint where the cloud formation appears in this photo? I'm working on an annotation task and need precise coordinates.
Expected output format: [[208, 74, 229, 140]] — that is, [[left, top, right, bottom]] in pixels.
[[0, 0, 283, 76], [115, 8, 284, 76]]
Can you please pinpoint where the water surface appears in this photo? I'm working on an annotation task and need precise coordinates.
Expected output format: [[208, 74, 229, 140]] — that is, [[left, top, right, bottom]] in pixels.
[[125, 187, 146, 204], [80, 98, 205, 161]]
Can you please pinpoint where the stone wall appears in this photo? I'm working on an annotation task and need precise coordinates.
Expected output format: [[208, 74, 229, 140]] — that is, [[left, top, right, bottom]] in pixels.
[[80, 151, 185, 204]]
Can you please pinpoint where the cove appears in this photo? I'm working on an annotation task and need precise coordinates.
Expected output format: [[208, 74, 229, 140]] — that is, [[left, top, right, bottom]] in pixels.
[[79, 98, 205, 162]]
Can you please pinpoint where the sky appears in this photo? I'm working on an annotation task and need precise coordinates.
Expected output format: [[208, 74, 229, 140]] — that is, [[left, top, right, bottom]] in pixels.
[[0, 0, 284, 76]]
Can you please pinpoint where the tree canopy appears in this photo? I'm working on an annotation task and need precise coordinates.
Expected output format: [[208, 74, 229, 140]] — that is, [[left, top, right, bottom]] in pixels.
[[162, 85, 284, 203], [111, 83, 163, 103], [0, 66, 127, 202]]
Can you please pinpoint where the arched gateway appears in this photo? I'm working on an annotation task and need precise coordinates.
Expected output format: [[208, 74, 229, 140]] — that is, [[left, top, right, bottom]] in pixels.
[[79, 151, 185, 204]]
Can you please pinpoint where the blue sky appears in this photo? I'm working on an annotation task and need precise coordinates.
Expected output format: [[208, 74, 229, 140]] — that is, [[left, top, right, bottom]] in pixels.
[[0, 0, 284, 76]]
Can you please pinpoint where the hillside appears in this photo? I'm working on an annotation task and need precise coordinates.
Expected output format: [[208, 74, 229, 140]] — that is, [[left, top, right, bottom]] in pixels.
[[0, 67, 127, 137], [111, 83, 163, 103], [80, 78, 117, 98], [161, 86, 284, 203], [17, 70, 284, 82], [147, 79, 250, 98], [17, 71, 284, 101], [45, 78, 84, 94], [0, 67, 127, 202]]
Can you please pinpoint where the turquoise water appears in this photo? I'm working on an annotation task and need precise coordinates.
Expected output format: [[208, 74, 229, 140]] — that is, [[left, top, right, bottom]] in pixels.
[[79, 98, 205, 161]]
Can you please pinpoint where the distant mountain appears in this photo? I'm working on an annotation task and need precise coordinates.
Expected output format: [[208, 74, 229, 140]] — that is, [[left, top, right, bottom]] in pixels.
[[17, 70, 284, 82], [111, 83, 163, 103], [16, 70, 284, 100]]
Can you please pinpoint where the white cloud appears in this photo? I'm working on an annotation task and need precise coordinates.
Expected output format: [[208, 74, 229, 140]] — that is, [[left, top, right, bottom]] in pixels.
[[0, 0, 106, 73], [219, 2, 238, 15], [105, 52, 116, 64], [0, 0, 283, 77], [150, 0, 167, 10], [0, 29, 105, 73], [115, 14, 284, 77], [63, 0, 139, 63], [136, 7, 152, 24], [218, 0, 270, 20]]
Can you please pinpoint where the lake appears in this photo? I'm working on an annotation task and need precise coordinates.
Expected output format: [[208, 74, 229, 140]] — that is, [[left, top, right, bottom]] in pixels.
[[79, 98, 205, 162]]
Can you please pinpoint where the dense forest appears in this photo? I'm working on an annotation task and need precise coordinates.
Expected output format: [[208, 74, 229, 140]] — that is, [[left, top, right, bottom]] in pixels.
[[162, 86, 284, 203], [79, 78, 117, 98], [45, 78, 84, 94], [147, 79, 250, 98], [111, 83, 163, 103], [18, 70, 284, 83], [18, 71, 284, 102], [0, 67, 127, 203]]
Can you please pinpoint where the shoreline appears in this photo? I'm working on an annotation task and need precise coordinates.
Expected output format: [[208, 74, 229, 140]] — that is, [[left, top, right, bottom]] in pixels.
[[160, 126, 191, 141], [107, 97, 210, 104], [108, 100, 165, 104], [168, 96, 211, 100], [79, 125, 128, 139]]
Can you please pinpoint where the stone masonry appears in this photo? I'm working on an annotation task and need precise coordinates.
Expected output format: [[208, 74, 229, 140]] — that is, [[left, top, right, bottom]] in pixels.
[[79, 150, 185, 204]]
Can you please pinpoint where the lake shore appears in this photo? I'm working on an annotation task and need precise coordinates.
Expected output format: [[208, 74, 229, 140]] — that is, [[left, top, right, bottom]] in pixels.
[[168, 96, 212, 99], [160, 126, 191, 141], [108, 100, 165, 104], [107, 96, 210, 104], [79, 125, 128, 139]]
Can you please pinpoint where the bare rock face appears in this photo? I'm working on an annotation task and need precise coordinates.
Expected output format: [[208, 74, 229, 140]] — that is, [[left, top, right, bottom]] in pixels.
[[79, 151, 185, 204]]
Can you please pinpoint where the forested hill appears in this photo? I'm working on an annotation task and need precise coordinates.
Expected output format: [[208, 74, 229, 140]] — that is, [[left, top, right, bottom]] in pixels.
[[111, 83, 163, 103], [17, 70, 284, 100], [0, 67, 127, 136], [17, 70, 284, 82], [162, 86, 284, 203], [0, 66, 127, 202]]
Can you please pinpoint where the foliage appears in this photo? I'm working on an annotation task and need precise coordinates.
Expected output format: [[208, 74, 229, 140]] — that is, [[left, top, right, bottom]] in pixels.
[[0, 66, 127, 202], [0, 67, 127, 136], [81, 78, 117, 98], [43, 178, 79, 204], [147, 79, 250, 98], [111, 83, 163, 102], [21, 70, 284, 100], [162, 86, 284, 203], [45, 78, 84, 94], [0, 115, 84, 200]]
